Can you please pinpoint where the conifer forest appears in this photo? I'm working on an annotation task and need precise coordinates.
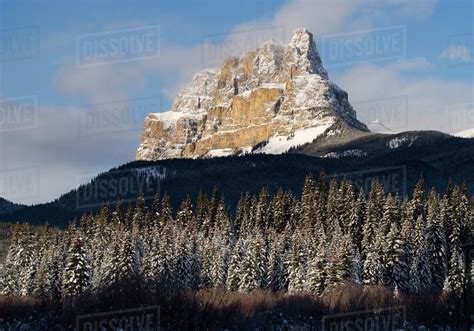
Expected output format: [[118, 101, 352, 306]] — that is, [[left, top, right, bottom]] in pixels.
[[1, 174, 473, 329]]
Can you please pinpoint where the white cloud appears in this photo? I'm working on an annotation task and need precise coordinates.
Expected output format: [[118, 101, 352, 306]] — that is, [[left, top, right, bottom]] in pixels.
[[385, 0, 438, 17], [53, 60, 148, 104], [333, 59, 473, 133], [386, 57, 434, 71], [439, 45, 472, 63], [0, 105, 143, 204], [52, 0, 440, 105]]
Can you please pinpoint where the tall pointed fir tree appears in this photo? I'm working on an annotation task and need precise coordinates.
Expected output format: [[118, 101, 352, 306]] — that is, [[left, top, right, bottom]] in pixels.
[[412, 176, 425, 223], [226, 237, 244, 291], [62, 230, 91, 298], [307, 248, 328, 295], [362, 179, 384, 257], [411, 215, 432, 292], [286, 232, 307, 293], [363, 222, 385, 286], [238, 234, 266, 292], [160, 193, 173, 229], [338, 179, 355, 234], [426, 188, 447, 291], [91, 207, 110, 291], [443, 187, 466, 295], [19, 229, 39, 296], [1, 225, 24, 295], [255, 187, 270, 231], [266, 234, 286, 292], [176, 195, 194, 227], [348, 190, 366, 254], [271, 189, 287, 233], [314, 170, 328, 234], [150, 193, 161, 227], [325, 178, 339, 239], [173, 230, 192, 290], [300, 174, 316, 230]]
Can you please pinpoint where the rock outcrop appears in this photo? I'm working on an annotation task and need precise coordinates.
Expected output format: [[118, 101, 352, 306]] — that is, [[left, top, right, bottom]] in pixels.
[[136, 28, 368, 160]]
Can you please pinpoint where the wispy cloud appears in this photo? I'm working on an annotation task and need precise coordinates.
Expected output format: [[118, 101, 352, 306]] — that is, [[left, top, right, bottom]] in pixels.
[[439, 45, 472, 63]]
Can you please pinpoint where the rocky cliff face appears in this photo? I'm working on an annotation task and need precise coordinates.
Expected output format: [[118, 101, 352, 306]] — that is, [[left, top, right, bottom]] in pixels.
[[136, 28, 368, 160]]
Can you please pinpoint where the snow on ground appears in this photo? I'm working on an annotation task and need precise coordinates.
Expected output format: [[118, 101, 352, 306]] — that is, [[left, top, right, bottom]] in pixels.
[[206, 148, 236, 157], [388, 136, 416, 149], [261, 83, 286, 89], [149, 110, 205, 130], [388, 137, 407, 149], [253, 121, 334, 155], [323, 149, 366, 158], [205, 146, 254, 158], [455, 128, 474, 138], [241, 90, 252, 98]]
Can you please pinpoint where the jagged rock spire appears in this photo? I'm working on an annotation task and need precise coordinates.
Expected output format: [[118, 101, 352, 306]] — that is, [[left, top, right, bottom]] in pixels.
[[285, 28, 328, 79]]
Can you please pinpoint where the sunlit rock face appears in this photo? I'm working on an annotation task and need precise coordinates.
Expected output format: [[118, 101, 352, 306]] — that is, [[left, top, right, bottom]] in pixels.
[[136, 28, 368, 160]]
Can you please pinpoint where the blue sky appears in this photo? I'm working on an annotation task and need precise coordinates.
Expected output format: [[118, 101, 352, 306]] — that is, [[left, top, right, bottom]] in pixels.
[[0, 0, 473, 204]]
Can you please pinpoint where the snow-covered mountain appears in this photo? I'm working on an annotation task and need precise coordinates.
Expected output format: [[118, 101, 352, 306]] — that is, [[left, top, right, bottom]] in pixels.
[[136, 27, 368, 160], [455, 128, 474, 138], [367, 119, 395, 134]]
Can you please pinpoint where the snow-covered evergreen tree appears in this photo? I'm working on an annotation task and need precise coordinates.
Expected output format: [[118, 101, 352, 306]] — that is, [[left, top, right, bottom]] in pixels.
[[265, 235, 286, 292], [286, 233, 307, 293], [62, 230, 91, 298], [307, 249, 327, 295], [226, 238, 244, 291], [255, 187, 270, 231]]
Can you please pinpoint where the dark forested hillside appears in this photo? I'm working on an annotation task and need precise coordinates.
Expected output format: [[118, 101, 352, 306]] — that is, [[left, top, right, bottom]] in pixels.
[[1, 133, 473, 227], [0, 198, 24, 215]]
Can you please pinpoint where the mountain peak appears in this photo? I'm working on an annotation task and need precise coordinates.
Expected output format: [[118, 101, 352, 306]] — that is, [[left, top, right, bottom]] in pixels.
[[136, 28, 367, 161], [287, 27, 328, 79]]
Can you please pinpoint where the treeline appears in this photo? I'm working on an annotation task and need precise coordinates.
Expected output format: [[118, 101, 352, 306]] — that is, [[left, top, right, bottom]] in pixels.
[[0, 173, 472, 303]]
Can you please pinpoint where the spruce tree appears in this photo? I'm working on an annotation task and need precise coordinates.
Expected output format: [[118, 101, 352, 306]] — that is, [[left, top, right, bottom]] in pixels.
[[226, 238, 244, 291], [255, 187, 270, 231], [176, 195, 194, 227], [271, 189, 287, 232], [62, 230, 91, 298], [1, 225, 23, 295], [307, 249, 327, 295], [426, 188, 447, 291], [265, 235, 286, 292], [286, 233, 307, 293], [300, 174, 316, 230]]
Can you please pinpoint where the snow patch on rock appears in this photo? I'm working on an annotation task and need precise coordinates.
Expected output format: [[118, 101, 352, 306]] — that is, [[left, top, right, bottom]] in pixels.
[[254, 121, 334, 155]]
